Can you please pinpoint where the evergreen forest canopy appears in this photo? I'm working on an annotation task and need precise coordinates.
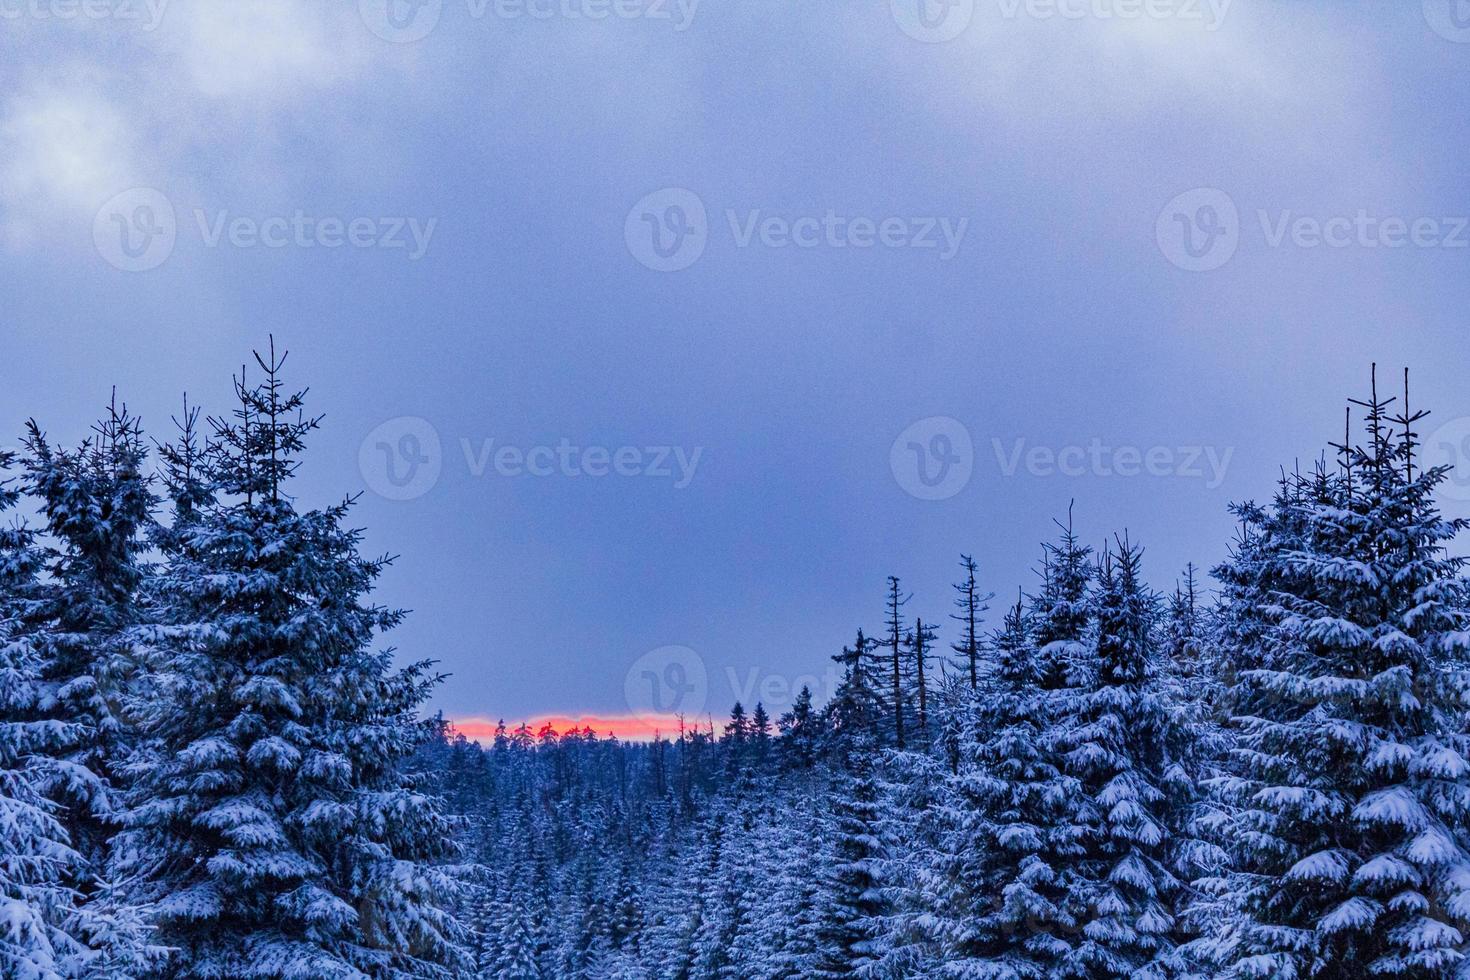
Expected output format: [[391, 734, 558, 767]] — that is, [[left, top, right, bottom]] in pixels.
[[5, 349, 1470, 979]]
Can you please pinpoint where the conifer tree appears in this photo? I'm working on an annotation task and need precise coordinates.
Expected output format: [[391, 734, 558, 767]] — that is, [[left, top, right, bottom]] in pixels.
[[0, 450, 90, 978], [1058, 535, 1186, 978], [905, 618, 939, 746], [21, 398, 163, 977], [923, 594, 1086, 977], [811, 745, 883, 978], [1204, 371, 1470, 978], [777, 686, 821, 771], [1030, 507, 1092, 693], [21, 398, 153, 870], [117, 343, 468, 978], [951, 554, 993, 691], [884, 578, 909, 750]]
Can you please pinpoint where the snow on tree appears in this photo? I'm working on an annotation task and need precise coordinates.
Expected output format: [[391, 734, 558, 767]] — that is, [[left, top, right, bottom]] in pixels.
[[1030, 507, 1093, 695], [1200, 370, 1470, 978], [951, 554, 994, 692], [0, 448, 88, 980], [914, 593, 1086, 978], [810, 743, 883, 978], [1056, 534, 1187, 978], [19, 399, 165, 978], [20, 398, 152, 869], [115, 343, 468, 978]]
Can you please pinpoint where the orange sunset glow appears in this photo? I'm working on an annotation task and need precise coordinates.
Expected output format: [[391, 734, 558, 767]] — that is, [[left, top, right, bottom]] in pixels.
[[448, 714, 714, 743]]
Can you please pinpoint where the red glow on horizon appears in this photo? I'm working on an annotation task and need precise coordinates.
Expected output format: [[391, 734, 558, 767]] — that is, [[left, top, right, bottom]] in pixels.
[[448, 713, 707, 743]]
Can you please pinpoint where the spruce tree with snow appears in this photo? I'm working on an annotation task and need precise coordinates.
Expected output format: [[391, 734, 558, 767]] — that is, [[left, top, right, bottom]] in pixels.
[[116, 343, 467, 978], [883, 578, 910, 750], [951, 554, 993, 692], [918, 594, 1086, 978], [863, 736, 951, 976], [824, 629, 885, 754], [1202, 371, 1470, 978], [1056, 535, 1187, 978], [904, 618, 939, 747], [1031, 512, 1092, 688], [20, 400, 165, 978], [777, 685, 821, 771], [0, 448, 91, 979], [810, 742, 884, 978], [21, 399, 153, 865]]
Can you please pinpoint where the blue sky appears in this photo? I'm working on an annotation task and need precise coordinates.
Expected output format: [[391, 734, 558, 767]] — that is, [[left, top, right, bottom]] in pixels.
[[4, 0, 1470, 736]]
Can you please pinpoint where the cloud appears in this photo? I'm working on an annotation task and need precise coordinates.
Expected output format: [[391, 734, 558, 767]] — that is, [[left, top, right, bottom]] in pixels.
[[0, 80, 135, 248], [0, 0, 418, 248], [154, 0, 376, 102]]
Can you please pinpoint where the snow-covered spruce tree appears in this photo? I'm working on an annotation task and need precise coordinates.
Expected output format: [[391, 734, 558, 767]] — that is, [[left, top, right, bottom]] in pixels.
[[22, 399, 165, 977], [863, 731, 951, 976], [1030, 508, 1093, 694], [0, 448, 92, 979], [808, 657, 887, 980], [1202, 372, 1470, 978], [777, 685, 822, 772], [1056, 535, 1189, 978], [902, 617, 939, 748], [728, 794, 824, 979], [951, 554, 993, 692], [117, 343, 468, 978], [910, 594, 1086, 978], [21, 397, 154, 845], [883, 578, 910, 750]]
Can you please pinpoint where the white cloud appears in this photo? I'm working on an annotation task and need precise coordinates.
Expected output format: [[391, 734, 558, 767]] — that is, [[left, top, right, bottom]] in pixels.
[[154, 0, 375, 101], [0, 82, 135, 248]]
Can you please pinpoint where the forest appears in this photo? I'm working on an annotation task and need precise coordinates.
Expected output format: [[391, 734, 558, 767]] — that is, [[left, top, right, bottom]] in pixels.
[[5, 350, 1470, 979]]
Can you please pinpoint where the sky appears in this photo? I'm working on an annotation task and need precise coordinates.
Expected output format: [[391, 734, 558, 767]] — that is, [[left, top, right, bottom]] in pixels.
[[3, 0, 1470, 740]]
